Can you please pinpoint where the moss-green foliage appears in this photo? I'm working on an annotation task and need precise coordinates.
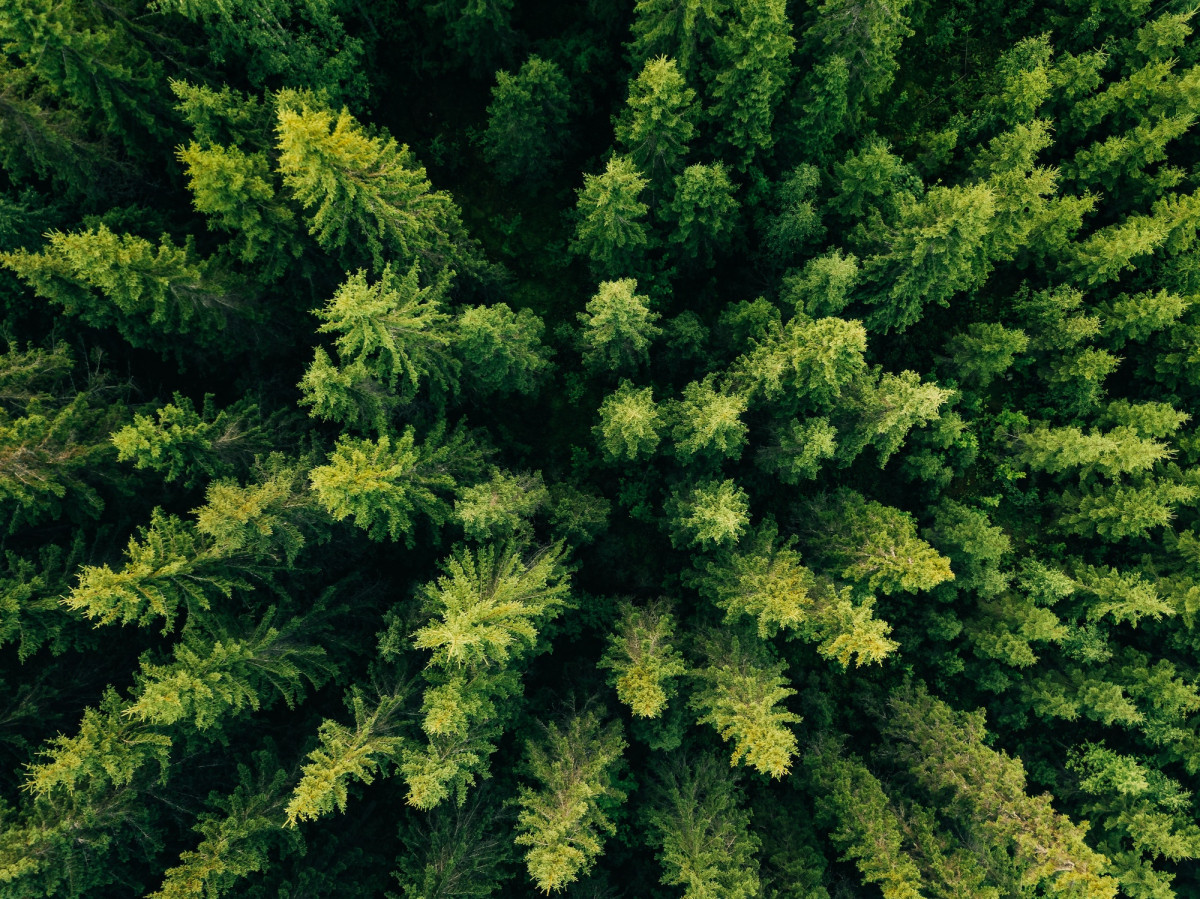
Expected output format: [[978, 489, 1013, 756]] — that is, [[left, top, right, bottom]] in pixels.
[[5, 2, 1200, 898]]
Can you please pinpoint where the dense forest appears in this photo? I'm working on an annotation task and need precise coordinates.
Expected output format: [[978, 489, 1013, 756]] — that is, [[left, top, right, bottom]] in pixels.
[[1, 0, 1199, 895]]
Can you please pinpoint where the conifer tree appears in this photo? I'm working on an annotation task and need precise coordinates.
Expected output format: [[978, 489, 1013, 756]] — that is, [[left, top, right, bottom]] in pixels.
[[572, 156, 651, 278], [645, 752, 762, 899], [599, 600, 688, 718], [577, 279, 662, 374], [482, 56, 572, 188], [615, 56, 698, 189], [275, 92, 464, 273], [514, 712, 627, 893], [690, 632, 800, 777]]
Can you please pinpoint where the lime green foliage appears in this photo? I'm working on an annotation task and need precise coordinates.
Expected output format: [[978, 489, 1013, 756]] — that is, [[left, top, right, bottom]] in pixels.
[[112, 393, 273, 488], [696, 522, 897, 665], [1, 226, 237, 355], [152, 755, 301, 899], [177, 140, 299, 278], [275, 92, 463, 273], [615, 56, 697, 187], [645, 753, 761, 899], [668, 376, 747, 460], [667, 478, 750, 548], [577, 279, 661, 373], [595, 381, 662, 460], [286, 686, 410, 826], [455, 469, 548, 541], [310, 426, 482, 543], [802, 490, 954, 595], [599, 600, 688, 717], [691, 633, 800, 777], [411, 543, 571, 669], [514, 713, 627, 892]]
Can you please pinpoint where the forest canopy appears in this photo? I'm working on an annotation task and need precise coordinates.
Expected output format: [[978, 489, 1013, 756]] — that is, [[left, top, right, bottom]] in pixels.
[[1, 0, 1200, 897]]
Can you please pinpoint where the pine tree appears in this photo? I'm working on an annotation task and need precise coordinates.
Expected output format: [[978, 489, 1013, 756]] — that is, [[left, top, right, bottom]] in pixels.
[[482, 56, 572, 188], [691, 632, 800, 777], [572, 156, 651, 278], [594, 381, 663, 461], [667, 478, 750, 549], [628, 0, 728, 77], [667, 376, 747, 461], [599, 600, 688, 718], [309, 425, 484, 544], [577, 279, 662, 374], [275, 92, 464, 273], [663, 163, 739, 266], [454, 304, 552, 397], [615, 56, 698, 189], [645, 752, 762, 899], [707, 0, 794, 168], [514, 712, 627, 893], [1, 226, 240, 356], [799, 489, 954, 595]]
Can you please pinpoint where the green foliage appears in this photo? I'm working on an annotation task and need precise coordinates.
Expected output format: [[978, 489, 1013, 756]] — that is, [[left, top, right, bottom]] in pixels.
[[691, 633, 801, 777], [455, 470, 548, 542], [645, 752, 761, 899], [483, 56, 571, 187], [286, 685, 410, 826], [411, 543, 571, 669], [615, 56, 697, 186], [572, 156, 651, 278], [514, 712, 627, 892], [577, 279, 662, 373], [594, 381, 662, 460], [664, 163, 739, 265], [455, 304, 552, 396], [113, 393, 273, 488], [667, 376, 747, 461], [310, 426, 482, 544], [275, 92, 463, 273], [599, 600, 688, 718], [1, 226, 237, 355], [800, 490, 954, 595], [667, 478, 750, 549]]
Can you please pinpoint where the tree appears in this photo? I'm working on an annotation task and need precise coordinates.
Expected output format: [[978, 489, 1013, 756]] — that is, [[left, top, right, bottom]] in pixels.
[[304, 264, 458, 406], [514, 713, 627, 893], [454, 304, 552, 396], [663, 163, 739, 265], [667, 376, 747, 461], [691, 632, 800, 777], [884, 684, 1118, 899], [482, 56, 572, 188], [572, 156, 651, 277], [599, 600, 688, 718], [275, 92, 464, 273], [455, 470, 548, 542], [614, 56, 697, 188], [577, 279, 662, 373], [628, 0, 728, 77], [594, 381, 663, 461], [707, 0, 795, 168], [799, 489, 954, 595], [666, 478, 750, 549], [696, 522, 897, 665], [1, 225, 239, 356], [645, 752, 762, 899], [112, 393, 275, 488], [309, 426, 483, 544]]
